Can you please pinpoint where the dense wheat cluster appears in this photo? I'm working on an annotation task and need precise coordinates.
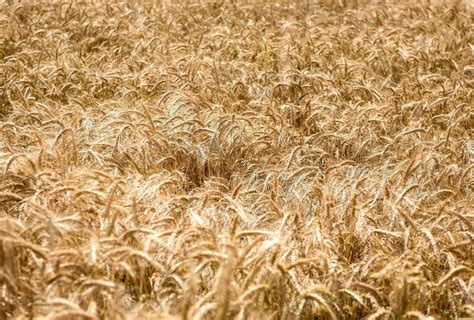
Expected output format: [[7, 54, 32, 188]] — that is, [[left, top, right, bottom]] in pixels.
[[1, 0, 473, 318]]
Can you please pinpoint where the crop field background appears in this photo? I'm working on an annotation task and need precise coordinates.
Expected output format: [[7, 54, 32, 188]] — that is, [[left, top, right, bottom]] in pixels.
[[0, 0, 473, 319]]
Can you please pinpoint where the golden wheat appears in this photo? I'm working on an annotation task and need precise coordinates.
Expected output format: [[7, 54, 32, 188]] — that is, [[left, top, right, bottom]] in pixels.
[[0, 0, 473, 318]]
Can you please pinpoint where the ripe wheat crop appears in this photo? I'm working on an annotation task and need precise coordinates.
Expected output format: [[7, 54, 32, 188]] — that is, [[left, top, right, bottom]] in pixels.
[[0, 0, 473, 318]]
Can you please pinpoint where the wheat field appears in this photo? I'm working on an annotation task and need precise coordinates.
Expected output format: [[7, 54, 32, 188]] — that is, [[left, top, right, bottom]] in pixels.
[[0, 0, 473, 319]]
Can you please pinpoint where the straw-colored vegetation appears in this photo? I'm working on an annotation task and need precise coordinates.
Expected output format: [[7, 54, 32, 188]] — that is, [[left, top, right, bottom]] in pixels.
[[1, 0, 473, 318]]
